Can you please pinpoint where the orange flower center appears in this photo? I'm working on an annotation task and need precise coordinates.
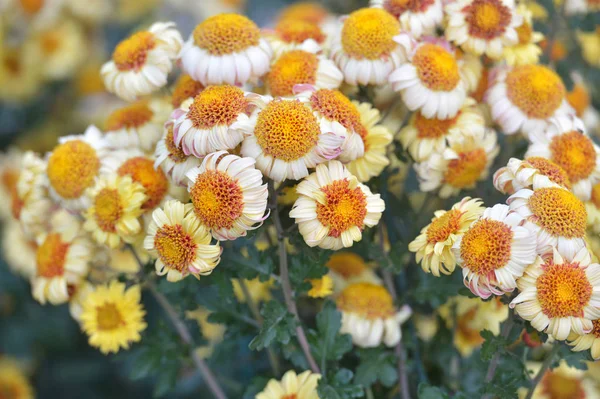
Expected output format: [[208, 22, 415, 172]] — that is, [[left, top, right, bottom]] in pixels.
[[456, 307, 485, 346], [154, 224, 198, 272], [117, 157, 168, 210], [96, 303, 124, 330], [525, 157, 572, 189], [309, 89, 361, 130], [412, 44, 461, 91], [591, 319, 600, 337], [414, 111, 460, 139], [171, 74, 205, 108], [36, 233, 69, 278], [505, 65, 566, 119], [112, 31, 156, 72], [326, 252, 368, 278], [316, 179, 367, 238], [278, 2, 329, 25], [341, 8, 400, 60], [187, 85, 248, 129], [165, 126, 188, 163], [105, 101, 154, 131], [254, 100, 320, 162], [19, 0, 44, 14], [281, 395, 297, 399], [537, 262, 592, 318], [567, 83, 591, 118], [516, 21, 533, 44], [471, 68, 489, 102], [40, 29, 61, 55], [193, 13, 260, 55], [94, 188, 123, 233], [336, 283, 395, 319], [549, 131, 596, 183], [528, 187, 586, 238], [426, 209, 463, 243], [460, 218, 513, 275], [465, 0, 512, 39], [47, 140, 100, 199], [383, 0, 436, 17], [541, 370, 586, 399], [267, 50, 319, 97], [592, 183, 600, 209], [443, 148, 487, 188], [275, 20, 325, 44], [189, 169, 244, 230]]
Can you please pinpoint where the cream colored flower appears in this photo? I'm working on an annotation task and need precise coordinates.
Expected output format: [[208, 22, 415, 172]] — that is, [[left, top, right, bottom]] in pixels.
[[502, 5, 544, 66], [494, 157, 572, 195], [256, 370, 321, 399], [3, 220, 37, 279], [154, 121, 202, 186], [325, 251, 382, 294], [370, 0, 443, 38]]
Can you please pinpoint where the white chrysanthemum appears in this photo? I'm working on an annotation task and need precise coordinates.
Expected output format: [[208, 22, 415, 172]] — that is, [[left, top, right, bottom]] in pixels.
[[370, 0, 444, 38], [256, 370, 321, 399], [154, 121, 202, 186], [3, 220, 37, 279], [102, 22, 183, 101], [493, 157, 572, 195]]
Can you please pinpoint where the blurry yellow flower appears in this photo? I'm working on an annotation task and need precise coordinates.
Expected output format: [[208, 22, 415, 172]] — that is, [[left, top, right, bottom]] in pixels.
[[256, 370, 321, 399], [0, 46, 43, 102], [0, 358, 34, 399], [307, 275, 333, 298], [3, 220, 37, 279], [502, 5, 544, 66], [233, 278, 275, 304], [186, 307, 226, 359], [519, 360, 598, 398], [326, 251, 382, 294], [413, 314, 439, 342], [577, 28, 600, 67]]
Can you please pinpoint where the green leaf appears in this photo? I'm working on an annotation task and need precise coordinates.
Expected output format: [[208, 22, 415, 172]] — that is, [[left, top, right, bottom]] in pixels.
[[317, 369, 364, 399], [152, 363, 179, 397], [249, 300, 297, 351], [354, 348, 398, 388], [480, 329, 510, 362], [129, 349, 160, 380], [308, 302, 353, 365], [417, 383, 450, 399]]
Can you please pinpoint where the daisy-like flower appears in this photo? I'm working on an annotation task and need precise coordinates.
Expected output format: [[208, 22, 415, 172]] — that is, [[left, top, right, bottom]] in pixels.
[[370, 0, 444, 38], [502, 5, 544, 66], [171, 85, 254, 158], [266, 50, 342, 97], [290, 161, 385, 250], [232, 277, 275, 304], [104, 99, 171, 153], [240, 96, 343, 182], [336, 282, 412, 347], [0, 358, 34, 399], [307, 275, 334, 298], [409, 197, 484, 277], [101, 22, 183, 102], [331, 8, 405, 86], [567, 74, 600, 135], [170, 74, 204, 109], [326, 252, 382, 294], [390, 37, 467, 119], [31, 210, 93, 305], [265, 20, 327, 57], [3, 221, 37, 279], [453, 204, 537, 298], [179, 13, 272, 86], [522, 361, 599, 399], [256, 370, 321, 399], [186, 151, 268, 240], [510, 246, 600, 340], [493, 157, 572, 195], [526, 115, 600, 201], [398, 98, 485, 162], [445, 0, 521, 59], [415, 128, 499, 198], [83, 174, 147, 248], [5, 0, 63, 29], [144, 200, 221, 281], [80, 280, 147, 354], [154, 122, 202, 186], [568, 319, 600, 361], [486, 64, 572, 135]]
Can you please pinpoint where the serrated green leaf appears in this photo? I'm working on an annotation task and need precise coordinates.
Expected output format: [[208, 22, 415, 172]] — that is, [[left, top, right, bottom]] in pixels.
[[417, 383, 450, 399], [308, 301, 353, 367], [249, 300, 297, 351], [129, 350, 160, 380], [317, 369, 364, 399], [354, 348, 398, 388], [480, 329, 509, 362]]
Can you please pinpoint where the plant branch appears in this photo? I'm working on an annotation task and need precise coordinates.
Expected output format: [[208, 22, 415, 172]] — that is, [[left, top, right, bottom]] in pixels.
[[524, 345, 560, 399], [484, 312, 515, 384]]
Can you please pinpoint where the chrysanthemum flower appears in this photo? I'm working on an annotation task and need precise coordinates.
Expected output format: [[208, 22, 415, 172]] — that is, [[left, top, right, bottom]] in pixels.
[[0, 46, 43, 103], [266, 50, 342, 97], [415, 128, 499, 198], [526, 115, 600, 201], [457, 51, 483, 93], [6, 0, 63, 29], [266, 20, 327, 57], [390, 37, 467, 119], [3, 220, 37, 279], [186, 151, 268, 240], [240, 96, 343, 182], [510, 246, 600, 340], [154, 122, 202, 186], [102, 22, 183, 102], [370, 0, 444, 38], [80, 280, 147, 354], [68, 281, 95, 324], [567, 74, 599, 135], [409, 197, 484, 277], [452, 204, 537, 298], [171, 85, 254, 158], [277, 2, 329, 25], [256, 370, 321, 399], [0, 358, 34, 399], [232, 277, 275, 304], [290, 161, 385, 250], [486, 64, 572, 135], [337, 282, 412, 347], [170, 74, 205, 109], [502, 5, 544, 66], [445, 0, 521, 59], [331, 8, 406, 86], [64, 0, 112, 23], [398, 98, 485, 162], [144, 200, 221, 281], [576, 28, 600, 68], [31, 210, 93, 305], [186, 307, 226, 359], [568, 319, 600, 360], [307, 275, 334, 298], [179, 13, 272, 86], [523, 361, 598, 399], [494, 157, 572, 195], [326, 252, 382, 294]]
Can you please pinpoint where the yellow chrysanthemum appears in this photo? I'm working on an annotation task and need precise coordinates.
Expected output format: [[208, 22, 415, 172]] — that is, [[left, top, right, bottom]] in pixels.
[[256, 370, 321, 399], [0, 358, 34, 399], [186, 307, 226, 359], [577, 28, 600, 67], [307, 275, 334, 298]]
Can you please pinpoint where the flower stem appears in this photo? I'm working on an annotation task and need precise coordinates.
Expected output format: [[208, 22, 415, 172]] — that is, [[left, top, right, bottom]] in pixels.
[[524, 344, 560, 399], [484, 313, 514, 384]]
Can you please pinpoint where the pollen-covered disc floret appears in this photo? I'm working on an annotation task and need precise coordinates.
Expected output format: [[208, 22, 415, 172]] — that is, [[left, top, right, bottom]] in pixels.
[[290, 161, 385, 250], [266, 19, 326, 57], [101, 22, 183, 101], [114, 155, 169, 211], [409, 197, 484, 277], [510, 246, 600, 340], [370, 0, 444, 38], [144, 200, 221, 281], [171, 74, 205, 108], [179, 14, 272, 86], [172, 85, 253, 158], [494, 156, 572, 195], [154, 122, 202, 186], [256, 370, 321, 399], [186, 151, 268, 241], [452, 204, 537, 299], [336, 282, 412, 347]]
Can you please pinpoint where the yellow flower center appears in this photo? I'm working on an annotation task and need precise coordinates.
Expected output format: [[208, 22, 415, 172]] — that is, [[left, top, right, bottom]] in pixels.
[[165, 126, 188, 163], [40, 29, 61, 55], [460, 218, 513, 275], [282, 395, 298, 399], [591, 319, 600, 337], [275, 20, 325, 44], [112, 31, 156, 72], [309, 89, 361, 130], [414, 111, 460, 139], [96, 303, 124, 331], [154, 224, 198, 272], [443, 148, 487, 189], [341, 8, 400, 60], [187, 85, 248, 129], [383, 0, 436, 17], [412, 43, 461, 91], [117, 157, 168, 210], [516, 21, 533, 44], [105, 101, 154, 131], [541, 370, 585, 399], [94, 188, 123, 233], [336, 282, 395, 319], [36, 233, 69, 278], [267, 50, 319, 97], [528, 187, 586, 238], [464, 0, 512, 39], [505, 65, 566, 119], [76, 64, 105, 95], [537, 261, 592, 318], [426, 209, 462, 243], [189, 169, 244, 230], [171, 74, 205, 108], [471, 68, 489, 103], [567, 83, 591, 118], [316, 179, 367, 238], [254, 100, 320, 162], [326, 252, 368, 278], [193, 13, 260, 55], [278, 2, 329, 25], [525, 157, 572, 189], [549, 131, 596, 183], [592, 183, 600, 209], [47, 140, 100, 199], [19, 0, 44, 14]]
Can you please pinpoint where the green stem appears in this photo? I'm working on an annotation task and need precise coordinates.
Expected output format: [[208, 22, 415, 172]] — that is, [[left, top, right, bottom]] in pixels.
[[524, 345, 560, 399]]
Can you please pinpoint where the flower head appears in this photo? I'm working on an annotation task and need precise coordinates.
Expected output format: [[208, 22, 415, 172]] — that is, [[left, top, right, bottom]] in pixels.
[[326, 252, 382, 294], [256, 370, 321, 399], [502, 4, 544, 66], [154, 122, 202, 186], [494, 157, 572, 195], [370, 0, 444, 38], [171, 74, 205, 108], [0, 358, 34, 399], [307, 275, 334, 298]]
